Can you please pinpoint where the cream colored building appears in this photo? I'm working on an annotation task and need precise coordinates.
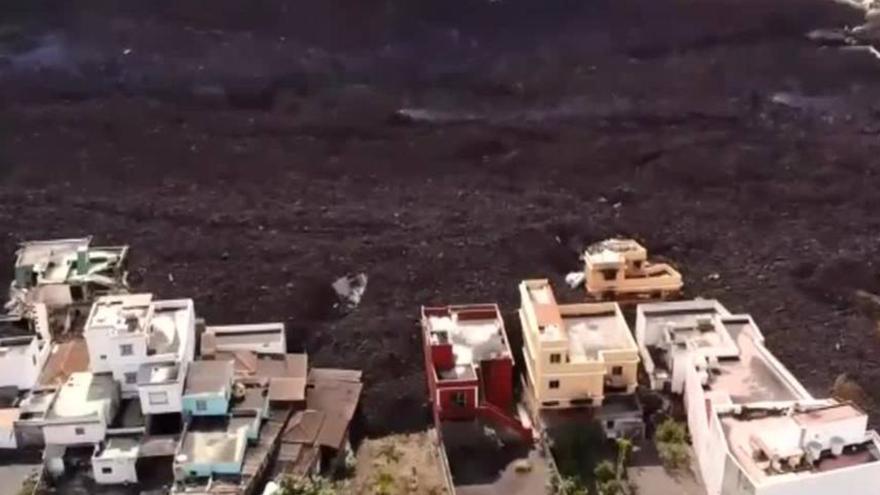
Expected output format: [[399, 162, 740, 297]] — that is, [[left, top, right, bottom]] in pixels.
[[519, 279, 639, 408], [583, 238, 682, 300]]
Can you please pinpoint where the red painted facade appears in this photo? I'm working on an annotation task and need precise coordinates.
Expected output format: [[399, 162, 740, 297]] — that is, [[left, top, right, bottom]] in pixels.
[[421, 304, 516, 422]]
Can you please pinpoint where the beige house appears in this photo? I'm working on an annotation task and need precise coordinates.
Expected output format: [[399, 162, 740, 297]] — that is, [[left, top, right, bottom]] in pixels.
[[583, 239, 682, 301], [519, 279, 639, 408]]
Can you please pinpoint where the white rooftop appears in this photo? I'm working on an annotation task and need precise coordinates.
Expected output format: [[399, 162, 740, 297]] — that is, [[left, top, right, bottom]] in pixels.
[[86, 294, 193, 356], [423, 305, 511, 367], [46, 372, 117, 421], [720, 401, 880, 483]]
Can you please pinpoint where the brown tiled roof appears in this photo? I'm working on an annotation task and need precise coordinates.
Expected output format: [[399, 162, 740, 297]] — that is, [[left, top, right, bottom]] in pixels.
[[268, 377, 307, 402], [283, 410, 324, 444], [38, 339, 90, 386]]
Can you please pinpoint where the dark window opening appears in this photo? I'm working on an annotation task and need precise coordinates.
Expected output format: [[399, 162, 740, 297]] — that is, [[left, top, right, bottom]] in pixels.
[[451, 392, 467, 408], [101, 467, 112, 474], [549, 353, 561, 364], [601, 269, 618, 281], [549, 380, 560, 389]]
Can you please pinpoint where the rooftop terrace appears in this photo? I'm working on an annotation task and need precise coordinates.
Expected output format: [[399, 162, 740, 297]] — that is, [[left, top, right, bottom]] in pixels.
[[86, 294, 193, 356], [46, 372, 117, 422], [423, 304, 512, 369], [720, 401, 880, 483]]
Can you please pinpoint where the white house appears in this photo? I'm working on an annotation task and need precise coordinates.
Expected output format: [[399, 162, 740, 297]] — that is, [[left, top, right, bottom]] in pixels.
[[201, 323, 287, 356], [42, 372, 119, 446], [637, 300, 880, 495], [84, 293, 195, 411], [0, 312, 52, 392], [137, 361, 185, 414], [92, 436, 140, 485]]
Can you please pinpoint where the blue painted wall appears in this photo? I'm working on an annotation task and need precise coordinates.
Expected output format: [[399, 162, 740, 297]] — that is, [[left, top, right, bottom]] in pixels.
[[182, 394, 229, 416]]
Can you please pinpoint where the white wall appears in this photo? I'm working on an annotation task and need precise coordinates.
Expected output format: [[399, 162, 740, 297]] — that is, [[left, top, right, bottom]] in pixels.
[[43, 421, 105, 445], [93, 456, 138, 485], [756, 454, 880, 495], [0, 337, 51, 390], [0, 424, 17, 448], [138, 381, 184, 414]]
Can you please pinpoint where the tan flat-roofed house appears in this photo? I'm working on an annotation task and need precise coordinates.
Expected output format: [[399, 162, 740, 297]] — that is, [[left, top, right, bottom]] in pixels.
[[583, 239, 682, 301], [519, 279, 638, 408]]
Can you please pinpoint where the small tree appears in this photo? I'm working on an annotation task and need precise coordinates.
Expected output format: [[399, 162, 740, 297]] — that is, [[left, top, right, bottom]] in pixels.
[[554, 475, 590, 495], [654, 419, 687, 444], [657, 441, 690, 471]]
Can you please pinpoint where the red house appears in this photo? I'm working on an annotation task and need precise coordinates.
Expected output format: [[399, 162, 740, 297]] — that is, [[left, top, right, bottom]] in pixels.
[[421, 304, 530, 441]]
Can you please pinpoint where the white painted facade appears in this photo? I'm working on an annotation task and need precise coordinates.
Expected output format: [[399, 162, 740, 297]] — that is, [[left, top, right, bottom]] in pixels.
[[137, 361, 186, 414], [0, 335, 52, 391], [84, 294, 195, 401], [92, 437, 140, 484], [202, 323, 287, 356], [639, 300, 880, 495], [43, 419, 107, 445], [42, 372, 119, 446], [0, 309, 52, 391]]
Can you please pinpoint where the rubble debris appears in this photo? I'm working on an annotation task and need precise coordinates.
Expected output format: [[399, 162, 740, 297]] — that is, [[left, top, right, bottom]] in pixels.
[[332, 273, 368, 314], [390, 108, 484, 125], [565, 271, 585, 289]]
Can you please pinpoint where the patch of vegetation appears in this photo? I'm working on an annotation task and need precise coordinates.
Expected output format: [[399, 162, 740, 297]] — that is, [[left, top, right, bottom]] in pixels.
[[16, 473, 38, 495], [655, 419, 690, 471], [595, 438, 634, 495], [276, 476, 342, 495]]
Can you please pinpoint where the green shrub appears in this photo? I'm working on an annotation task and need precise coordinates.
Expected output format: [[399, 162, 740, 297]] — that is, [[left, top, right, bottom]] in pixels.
[[654, 419, 687, 445], [593, 460, 616, 484], [657, 442, 690, 471], [277, 476, 340, 495]]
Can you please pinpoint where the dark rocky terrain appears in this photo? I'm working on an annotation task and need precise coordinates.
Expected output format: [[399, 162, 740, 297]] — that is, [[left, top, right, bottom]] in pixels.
[[2, 0, 880, 434]]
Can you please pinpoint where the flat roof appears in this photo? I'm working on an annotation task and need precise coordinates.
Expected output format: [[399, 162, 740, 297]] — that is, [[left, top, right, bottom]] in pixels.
[[38, 339, 90, 387], [423, 304, 512, 368], [720, 402, 880, 483], [138, 361, 182, 386], [560, 304, 636, 362], [95, 436, 140, 459], [86, 294, 193, 356], [203, 323, 284, 348], [709, 319, 801, 403], [184, 360, 233, 396], [46, 372, 116, 421], [637, 299, 734, 348], [179, 418, 248, 467]]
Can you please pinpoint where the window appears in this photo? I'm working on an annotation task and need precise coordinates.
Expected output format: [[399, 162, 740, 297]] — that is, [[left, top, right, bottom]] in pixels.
[[601, 269, 617, 281], [100, 355, 107, 360], [549, 380, 560, 389], [148, 392, 168, 405], [101, 467, 112, 475], [196, 400, 207, 412], [32, 355, 36, 366], [606, 420, 615, 429], [451, 391, 467, 407], [119, 344, 134, 356], [611, 366, 623, 376], [124, 372, 137, 385], [549, 353, 561, 364], [74, 427, 85, 435]]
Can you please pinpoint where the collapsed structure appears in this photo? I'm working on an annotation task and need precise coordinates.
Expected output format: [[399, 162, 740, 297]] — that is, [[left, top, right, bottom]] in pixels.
[[637, 300, 880, 495], [583, 239, 682, 301], [7, 238, 129, 320]]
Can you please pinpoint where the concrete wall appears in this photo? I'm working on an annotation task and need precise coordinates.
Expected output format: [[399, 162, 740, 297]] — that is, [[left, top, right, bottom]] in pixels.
[[182, 394, 229, 417], [139, 381, 184, 414], [0, 423, 17, 448], [43, 420, 105, 445], [0, 337, 51, 391], [480, 357, 512, 411], [756, 455, 880, 495], [436, 385, 478, 420], [93, 456, 138, 485]]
